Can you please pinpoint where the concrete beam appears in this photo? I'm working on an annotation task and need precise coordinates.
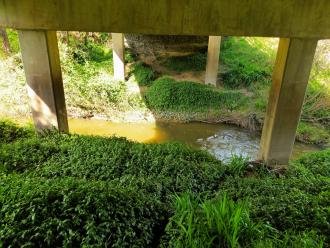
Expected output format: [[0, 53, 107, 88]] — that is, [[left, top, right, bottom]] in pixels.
[[18, 30, 69, 133], [112, 33, 125, 81], [205, 36, 221, 86], [1, 0, 330, 39], [259, 38, 318, 165]]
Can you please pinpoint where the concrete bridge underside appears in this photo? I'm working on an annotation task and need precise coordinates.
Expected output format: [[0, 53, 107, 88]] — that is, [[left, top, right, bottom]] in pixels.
[[1, 0, 329, 166]]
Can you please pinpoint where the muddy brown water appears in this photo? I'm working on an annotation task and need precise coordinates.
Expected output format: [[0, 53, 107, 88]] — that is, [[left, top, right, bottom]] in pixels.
[[69, 119, 321, 162]]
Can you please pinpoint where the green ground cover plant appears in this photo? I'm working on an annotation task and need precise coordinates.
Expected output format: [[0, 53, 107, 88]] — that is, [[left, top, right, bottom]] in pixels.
[[145, 77, 248, 113], [0, 120, 329, 247], [0, 176, 165, 247]]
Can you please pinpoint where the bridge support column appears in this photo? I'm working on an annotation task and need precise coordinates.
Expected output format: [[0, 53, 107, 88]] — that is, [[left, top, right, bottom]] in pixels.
[[18, 30, 68, 133], [112, 33, 125, 81], [205, 36, 221, 86], [259, 38, 318, 166]]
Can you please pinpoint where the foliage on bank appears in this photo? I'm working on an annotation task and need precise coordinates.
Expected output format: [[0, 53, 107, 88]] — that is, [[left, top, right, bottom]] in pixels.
[[145, 77, 248, 113], [0, 120, 329, 247]]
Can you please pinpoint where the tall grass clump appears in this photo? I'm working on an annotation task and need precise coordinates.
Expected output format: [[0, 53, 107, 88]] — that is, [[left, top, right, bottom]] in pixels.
[[162, 193, 258, 248], [145, 77, 247, 113]]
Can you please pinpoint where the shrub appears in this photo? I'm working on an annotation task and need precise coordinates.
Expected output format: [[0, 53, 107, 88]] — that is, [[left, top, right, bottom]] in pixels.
[[85, 42, 113, 63], [0, 128, 226, 199], [5, 29, 20, 54], [145, 77, 247, 113], [131, 62, 156, 86], [0, 175, 165, 247]]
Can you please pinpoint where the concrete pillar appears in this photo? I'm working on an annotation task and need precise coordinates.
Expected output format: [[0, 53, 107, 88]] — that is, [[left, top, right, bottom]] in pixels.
[[18, 30, 68, 133], [112, 33, 125, 81], [259, 38, 318, 165], [205, 36, 221, 86]]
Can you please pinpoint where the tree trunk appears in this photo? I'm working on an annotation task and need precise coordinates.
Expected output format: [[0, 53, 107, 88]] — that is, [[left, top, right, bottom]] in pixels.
[[0, 28, 11, 54]]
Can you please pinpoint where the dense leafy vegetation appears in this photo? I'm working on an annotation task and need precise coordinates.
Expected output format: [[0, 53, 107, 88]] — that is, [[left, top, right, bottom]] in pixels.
[[0, 121, 329, 247], [145, 77, 247, 113], [0, 176, 165, 247]]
